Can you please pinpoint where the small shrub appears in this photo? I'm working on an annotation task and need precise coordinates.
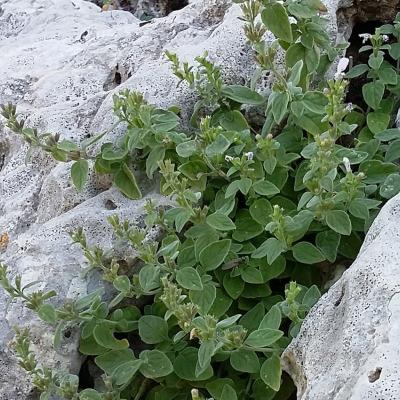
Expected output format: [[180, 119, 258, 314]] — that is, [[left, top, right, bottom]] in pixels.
[[1, 2, 400, 399]]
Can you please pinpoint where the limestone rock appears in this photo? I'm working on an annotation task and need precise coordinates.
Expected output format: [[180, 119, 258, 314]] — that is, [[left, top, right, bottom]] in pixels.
[[282, 194, 400, 399]]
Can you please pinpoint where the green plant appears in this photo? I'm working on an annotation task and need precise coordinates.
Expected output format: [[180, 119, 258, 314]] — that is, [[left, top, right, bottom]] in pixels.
[[2, 2, 400, 400]]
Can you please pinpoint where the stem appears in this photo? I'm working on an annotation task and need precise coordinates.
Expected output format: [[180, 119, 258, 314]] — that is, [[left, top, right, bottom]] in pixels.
[[134, 378, 149, 400]]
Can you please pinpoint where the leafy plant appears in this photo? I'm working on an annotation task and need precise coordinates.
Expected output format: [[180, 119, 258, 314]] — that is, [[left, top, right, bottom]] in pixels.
[[2, 1, 400, 400]]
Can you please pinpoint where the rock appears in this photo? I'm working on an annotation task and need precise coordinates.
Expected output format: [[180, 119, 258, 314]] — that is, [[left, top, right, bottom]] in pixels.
[[282, 194, 400, 399], [0, 0, 272, 397]]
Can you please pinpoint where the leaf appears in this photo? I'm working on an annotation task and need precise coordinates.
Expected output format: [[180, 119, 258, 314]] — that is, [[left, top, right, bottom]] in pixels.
[[359, 160, 399, 183], [230, 349, 260, 373], [389, 42, 400, 60], [223, 275, 245, 299], [385, 139, 400, 162], [176, 267, 203, 291], [139, 350, 173, 378], [325, 210, 352, 236], [197, 340, 215, 370], [138, 315, 168, 344], [95, 349, 135, 375], [220, 384, 238, 400], [259, 304, 281, 330], [174, 347, 213, 381], [206, 213, 236, 231], [367, 112, 390, 134], [302, 285, 321, 309], [375, 128, 400, 141], [260, 355, 282, 391], [93, 323, 129, 350], [302, 91, 327, 115], [222, 85, 265, 105], [271, 91, 290, 123], [250, 198, 273, 225], [252, 238, 284, 264], [146, 145, 165, 178], [176, 140, 197, 157], [345, 64, 369, 78], [292, 241, 325, 264], [71, 159, 89, 192], [219, 110, 249, 131], [190, 283, 216, 314], [380, 173, 400, 199], [205, 134, 231, 158], [114, 163, 142, 199], [112, 360, 142, 386], [245, 328, 283, 347], [238, 177, 253, 195], [316, 230, 340, 263], [199, 239, 231, 271], [262, 3, 293, 43], [79, 389, 102, 400], [252, 180, 280, 197], [362, 81, 385, 110], [349, 198, 369, 220], [37, 304, 57, 325]]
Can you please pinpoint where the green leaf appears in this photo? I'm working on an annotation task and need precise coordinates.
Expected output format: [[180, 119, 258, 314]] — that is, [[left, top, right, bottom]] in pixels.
[[316, 230, 340, 262], [238, 178, 253, 195], [292, 241, 325, 264], [146, 145, 165, 178], [37, 304, 57, 325], [220, 384, 238, 400], [250, 198, 273, 225], [95, 349, 135, 375], [205, 134, 231, 158], [197, 340, 215, 371], [139, 350, 173, 378], [262, 3, 293, 43], [93, 323, 129, 350], [112, 360, 143, 386], [222, 85, 265, 105], [138, 315, 168, 344], [325, 210, 352, 236], [260, 355, 282, 391], [79, 389, 102, 400], [389, 42, 400, 60], [199, 239, 231, 271], [176, 140, 197, 157], [302, 285, 321, 309], [380, 173, 400, 199], [245, 328, 283, 347], [206, 380, 236, 400], [362, 81, 385, 110], [206, 213, 236, 231], [223, 275, 245, 300], [219, 110, 249, 131], [259, 304, 281, 330], [114, 163, 142, 199], [271, 91, 289, 123], [385, 139, 400, 162], [190, 283, 216, 314], [349, 198, 369, 220], [176, 267, 203, 291], [174, 347, 213, 381], [252, 238, 284, 264], [367, 112, 390, 134], [71, 159, 89, 192], [302, 91, 327, 115], [345, 64, 369, 78], [230, 349, 260, 373], [359, 160, 399, 183], [375, 128, 400, 141], [286, 43, 306, 68], [252, 180, 280, 197]]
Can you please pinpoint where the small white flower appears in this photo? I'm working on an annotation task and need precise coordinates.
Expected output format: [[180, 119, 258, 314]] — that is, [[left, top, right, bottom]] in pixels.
[[343, 157, 351, 173], [245, 151, 254, 161], [334, 57, 349, 80], [359, 33, 372, 43], [225, 155, 234, 162], [346, 103, 353, 112], [382, 34, 389, 42], [323, 88, 329, 94], [288, 16, 297, 24]]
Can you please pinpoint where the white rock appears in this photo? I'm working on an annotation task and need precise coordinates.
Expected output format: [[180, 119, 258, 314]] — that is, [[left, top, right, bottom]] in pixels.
[[282, 194, 400, 399]]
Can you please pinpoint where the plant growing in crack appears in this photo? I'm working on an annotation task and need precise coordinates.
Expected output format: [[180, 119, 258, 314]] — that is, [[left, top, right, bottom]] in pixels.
[[2, 1, 400, 400]]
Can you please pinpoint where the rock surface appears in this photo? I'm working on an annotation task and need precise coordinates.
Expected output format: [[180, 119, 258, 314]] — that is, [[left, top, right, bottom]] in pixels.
[[1, 0, 399, 398], [282, 193, 400, 399]]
